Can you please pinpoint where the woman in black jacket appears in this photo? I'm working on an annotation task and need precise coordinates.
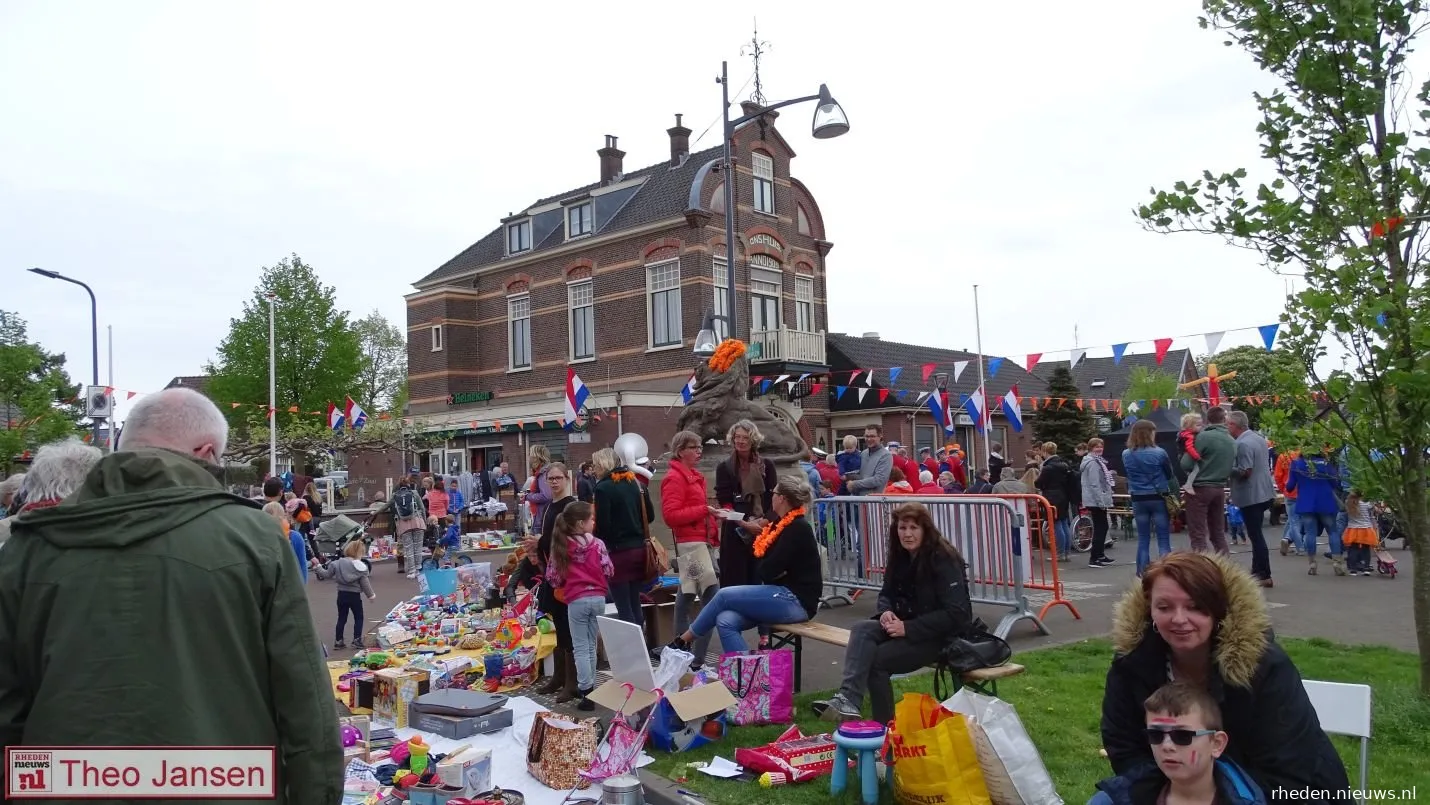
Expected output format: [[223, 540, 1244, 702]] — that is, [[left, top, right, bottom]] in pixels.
[[1034, 441, 1075, 561], [811, 502, 973, 725], [664, 475, 823, 655], [533, 463, 578, 702], [592, 448, 655, 628], [714, 419, 779, 588], [1101, 552, 1348, 798]]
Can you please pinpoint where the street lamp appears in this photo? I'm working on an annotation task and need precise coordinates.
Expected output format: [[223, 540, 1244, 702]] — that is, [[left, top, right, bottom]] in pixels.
[[28, 268, 101, 446], [718, 62, 848, 344], [693, 311, 728, 358], [266, 293, 278, 478]]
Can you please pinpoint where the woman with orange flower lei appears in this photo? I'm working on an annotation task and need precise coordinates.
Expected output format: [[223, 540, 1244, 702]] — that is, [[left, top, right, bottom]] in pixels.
[[661, 475, 824, 656]]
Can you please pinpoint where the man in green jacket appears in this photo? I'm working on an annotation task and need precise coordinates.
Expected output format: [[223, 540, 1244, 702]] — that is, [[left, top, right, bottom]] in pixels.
[[1180, 405, 1236, 554], [0, 388, 341, 804]]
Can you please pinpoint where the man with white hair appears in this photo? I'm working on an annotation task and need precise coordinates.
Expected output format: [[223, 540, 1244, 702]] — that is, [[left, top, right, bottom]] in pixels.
[[0, 388, 341, 803]]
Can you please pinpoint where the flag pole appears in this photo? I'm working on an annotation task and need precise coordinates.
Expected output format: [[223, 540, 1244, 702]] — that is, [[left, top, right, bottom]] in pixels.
[[973, 284, 990, 473]]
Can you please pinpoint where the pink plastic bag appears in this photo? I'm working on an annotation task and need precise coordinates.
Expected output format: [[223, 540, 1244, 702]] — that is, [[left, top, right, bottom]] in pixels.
[[718, 649, 794, 726]]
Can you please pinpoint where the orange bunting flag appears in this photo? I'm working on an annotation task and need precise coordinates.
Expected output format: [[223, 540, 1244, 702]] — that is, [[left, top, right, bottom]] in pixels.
[[492, 420, 502, 429], [1075, 399, 1084, 410], [287, 406, 299, 413], [230, 402, 242, 409], [1055, 398, 1066, 408]]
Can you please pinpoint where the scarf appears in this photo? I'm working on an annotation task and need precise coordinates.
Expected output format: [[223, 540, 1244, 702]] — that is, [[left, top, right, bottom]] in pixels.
[[737, 455, 767, 520]]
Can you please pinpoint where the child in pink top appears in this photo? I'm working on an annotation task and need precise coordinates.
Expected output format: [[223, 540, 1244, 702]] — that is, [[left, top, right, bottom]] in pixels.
[[545, 502, 612, 709]]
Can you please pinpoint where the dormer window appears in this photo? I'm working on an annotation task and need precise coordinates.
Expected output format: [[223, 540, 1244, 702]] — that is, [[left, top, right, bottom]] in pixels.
[[566, 202, 593, 239], [507, 220, 532, 255], [1090, 378, 1107, 388]]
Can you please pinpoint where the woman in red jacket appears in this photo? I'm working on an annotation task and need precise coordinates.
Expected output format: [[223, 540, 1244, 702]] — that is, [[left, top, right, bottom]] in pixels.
[[661, 429, 721, 669]]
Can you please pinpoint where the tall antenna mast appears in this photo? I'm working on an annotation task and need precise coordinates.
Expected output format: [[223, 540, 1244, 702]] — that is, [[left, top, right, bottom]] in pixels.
[[1074, 324, 1080, 348], [742, 18, 771, 106]]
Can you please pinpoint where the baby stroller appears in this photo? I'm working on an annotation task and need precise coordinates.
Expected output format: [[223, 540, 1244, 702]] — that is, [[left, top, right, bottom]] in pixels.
[[560, 683, 662, 805], [312, 513, 376, 566]]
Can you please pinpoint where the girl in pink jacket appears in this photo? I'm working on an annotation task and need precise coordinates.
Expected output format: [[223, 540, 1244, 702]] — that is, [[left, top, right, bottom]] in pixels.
[[546, 502, 612, 709]]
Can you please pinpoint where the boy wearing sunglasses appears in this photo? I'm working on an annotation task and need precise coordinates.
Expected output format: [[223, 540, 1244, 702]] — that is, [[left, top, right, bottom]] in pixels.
[[1091, 682, 1267, 805]]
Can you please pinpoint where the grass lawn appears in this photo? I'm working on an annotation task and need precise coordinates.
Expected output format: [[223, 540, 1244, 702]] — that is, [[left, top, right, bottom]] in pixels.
[[645, 637, 1430, 805]]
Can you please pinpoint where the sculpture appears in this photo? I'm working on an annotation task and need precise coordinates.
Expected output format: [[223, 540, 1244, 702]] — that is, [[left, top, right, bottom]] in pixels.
[[676, 339, 807, 464], [1179, 363, 1238, 407]]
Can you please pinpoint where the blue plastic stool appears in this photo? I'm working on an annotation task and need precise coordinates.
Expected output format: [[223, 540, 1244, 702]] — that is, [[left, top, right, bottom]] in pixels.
[[831, 721, 887, 805]]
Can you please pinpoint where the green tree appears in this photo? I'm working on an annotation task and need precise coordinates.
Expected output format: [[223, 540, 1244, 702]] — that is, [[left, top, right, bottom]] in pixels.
[[205, 255, 364, 466], [1121, 367, 1189, 416], [0, 311, 84, 471], [352, 310, 407, 412], [1137, 1, 1430, 692], [1196, 345, 1308, 430], [1031, 365, 1096, 460]]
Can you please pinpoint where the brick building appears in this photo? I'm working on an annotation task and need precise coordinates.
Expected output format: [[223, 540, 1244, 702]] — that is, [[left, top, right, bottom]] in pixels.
[[405, 109, 834, 477]]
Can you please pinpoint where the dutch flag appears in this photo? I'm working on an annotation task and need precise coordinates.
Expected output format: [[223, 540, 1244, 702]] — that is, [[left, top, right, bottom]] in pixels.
[[564, 368, 590, 429], [327, 402, 345, 432], [927, 391, 948, 433], [1003, 385, 1024, 432], [344, 396, 368, 430], [965, 386, 987, 434], [681, 373, 697, 405]]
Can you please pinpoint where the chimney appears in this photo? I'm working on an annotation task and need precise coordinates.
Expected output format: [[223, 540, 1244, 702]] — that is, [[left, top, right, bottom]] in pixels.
[[863, 332, 880, 339], [667, 114, 691, 167], [598, 135, 625, 185]]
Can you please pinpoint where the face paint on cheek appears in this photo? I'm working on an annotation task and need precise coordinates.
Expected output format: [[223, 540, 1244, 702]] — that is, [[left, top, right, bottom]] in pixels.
[[1190, 751, 1198, 766]]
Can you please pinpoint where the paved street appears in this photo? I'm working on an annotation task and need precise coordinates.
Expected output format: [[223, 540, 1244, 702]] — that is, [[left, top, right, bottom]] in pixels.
[[307, 520, 1416, 695]]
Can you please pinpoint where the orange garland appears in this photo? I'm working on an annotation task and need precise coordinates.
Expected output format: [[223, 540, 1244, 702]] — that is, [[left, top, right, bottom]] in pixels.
[[610, 471, 636, 483], [708, 339, 747, 374], [753, 506, 806, 558]]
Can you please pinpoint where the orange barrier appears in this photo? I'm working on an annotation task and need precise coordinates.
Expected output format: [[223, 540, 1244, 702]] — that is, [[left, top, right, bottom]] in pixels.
[[987, 493, 1080, 624]]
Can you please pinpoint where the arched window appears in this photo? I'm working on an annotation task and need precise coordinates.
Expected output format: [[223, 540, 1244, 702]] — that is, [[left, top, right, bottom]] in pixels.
[[748, 254, 782, 333]]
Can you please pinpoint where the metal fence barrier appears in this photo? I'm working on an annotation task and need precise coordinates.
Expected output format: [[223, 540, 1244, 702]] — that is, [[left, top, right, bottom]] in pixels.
[[810, 494, 1078, 640]]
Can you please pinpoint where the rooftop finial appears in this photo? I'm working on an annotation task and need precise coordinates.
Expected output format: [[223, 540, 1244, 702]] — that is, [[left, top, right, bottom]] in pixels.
[[742, 18, 770, 107]]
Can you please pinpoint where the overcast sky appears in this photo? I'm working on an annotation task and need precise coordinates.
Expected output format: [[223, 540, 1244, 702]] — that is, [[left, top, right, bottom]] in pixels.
[[2, 1, 1300, 418]]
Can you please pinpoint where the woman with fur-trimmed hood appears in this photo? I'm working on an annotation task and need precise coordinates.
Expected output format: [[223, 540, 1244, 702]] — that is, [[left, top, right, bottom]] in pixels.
[[1101, 552, 1349, 798]]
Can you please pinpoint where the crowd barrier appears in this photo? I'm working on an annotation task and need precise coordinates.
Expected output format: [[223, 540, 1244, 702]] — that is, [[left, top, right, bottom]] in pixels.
[[811, 494, 1079, 640]]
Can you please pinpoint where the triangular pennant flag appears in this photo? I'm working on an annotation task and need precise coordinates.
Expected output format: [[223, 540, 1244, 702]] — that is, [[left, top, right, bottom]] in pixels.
[[1070, 349, 1086, 369], [866, 369, 875, 387], [798, 373, 810, 382], [894, 390, 907, 400], [888, 367, 903, 386], [1154, 338, 1174, 365], [810, 383, 825, 395], [857, 388, 869, 403], [1075, 399, 1084, 410], [835, 385, 848, 400], [1112, 343, 1128, 364], [849, 370, 864, 385], [287, 406, 299, 413], [1150, 400, 1160, 410], [921, 363, 937, 383], [787, 381, 797, 393], [1025, 353, 1043, 373], [1056, 398, 1066, 408], [1259, 323, 1280, 351], [1205, 331, 1225, 354], [492, 420, 502, 429], [470, 421, 479, 430], [953, 360, 969, 382], [230, 402, 242, 409], [759, 380, 772, 394], [516, 419, 525, 429], [593, 413, 603, 422], [126, 391, 137, 400], [988, 357, 1003, 377], [916, 391, 931, 404], [774, 374, 790, 385], [878, 389, 890, 404]]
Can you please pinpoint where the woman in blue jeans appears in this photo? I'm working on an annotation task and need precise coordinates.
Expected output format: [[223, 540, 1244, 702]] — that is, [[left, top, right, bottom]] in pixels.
[[1121, 420, 1178, 576], [663, 475, 824, 655]]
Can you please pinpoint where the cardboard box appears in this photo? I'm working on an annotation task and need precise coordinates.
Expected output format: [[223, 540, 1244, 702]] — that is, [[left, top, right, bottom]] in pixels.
[[436, 747, 491, 795], [406, 704, 513, 740], [372, 669, 429, 728], [588, 616, 736, 735]]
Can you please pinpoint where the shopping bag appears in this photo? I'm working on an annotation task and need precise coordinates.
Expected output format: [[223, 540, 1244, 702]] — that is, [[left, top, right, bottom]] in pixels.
[[525, 711, 600, 791], [890, 693, 991, 805], [942, 689, 1062, 805], [717, 649, 794, 726]]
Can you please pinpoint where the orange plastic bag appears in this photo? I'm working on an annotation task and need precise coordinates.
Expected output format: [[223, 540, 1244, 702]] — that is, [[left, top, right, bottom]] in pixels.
[[890, 693, 992, 805]]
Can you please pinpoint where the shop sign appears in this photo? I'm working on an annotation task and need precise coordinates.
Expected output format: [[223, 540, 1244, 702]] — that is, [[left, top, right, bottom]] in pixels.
[[447, 391, 494, 405]]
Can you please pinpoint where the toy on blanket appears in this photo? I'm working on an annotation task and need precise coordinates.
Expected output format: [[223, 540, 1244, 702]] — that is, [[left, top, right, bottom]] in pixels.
[[734, 725, 840, 783]]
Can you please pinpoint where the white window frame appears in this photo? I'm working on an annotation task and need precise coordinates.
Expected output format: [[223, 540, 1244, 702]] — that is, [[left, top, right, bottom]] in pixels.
[[565, 202, 593, 240], [430, 324, 444, 352], [712, 258, 731, 341], [749, 255, 782, 333], [568, 279, 595, 362], [752, 153, 775, 215], [646, 259, 683, 350], [507, 294, 532, 371], [506, 219, 532, 255], [794, 275, 815, 332]]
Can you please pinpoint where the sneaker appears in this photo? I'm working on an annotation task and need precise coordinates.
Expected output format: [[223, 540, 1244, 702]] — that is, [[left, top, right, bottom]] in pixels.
[[811, 693, 860, 722], [406, 571, 417, 579], [1095, 556, 1115, 566], [333, 640, 346, 649], [1308, 562, 1318, 576]]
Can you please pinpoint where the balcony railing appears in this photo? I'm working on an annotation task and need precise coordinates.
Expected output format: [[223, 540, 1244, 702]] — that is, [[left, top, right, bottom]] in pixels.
[[748, 327, 827, 365]]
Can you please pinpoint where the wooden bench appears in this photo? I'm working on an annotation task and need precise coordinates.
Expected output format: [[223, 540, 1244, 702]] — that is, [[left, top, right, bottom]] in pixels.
[[770, 622, 1026, 696]]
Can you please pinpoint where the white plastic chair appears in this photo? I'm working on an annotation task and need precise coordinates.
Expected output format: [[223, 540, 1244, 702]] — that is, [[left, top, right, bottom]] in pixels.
[[1302, 680, 1371, 803]]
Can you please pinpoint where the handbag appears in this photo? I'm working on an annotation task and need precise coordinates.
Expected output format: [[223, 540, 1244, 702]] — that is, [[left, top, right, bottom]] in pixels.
[[525, 710, 600, 791], [718, 649, 795, 726], [933, 621, 1013, 701], [636, 489, 667, 583]]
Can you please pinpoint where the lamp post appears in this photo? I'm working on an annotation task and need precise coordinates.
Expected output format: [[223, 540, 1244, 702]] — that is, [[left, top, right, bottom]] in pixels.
[[28, 268, 100, 445], [717, 62, 849, 345], [266, 293, 278, 478], [693, 311, 729, 358]]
